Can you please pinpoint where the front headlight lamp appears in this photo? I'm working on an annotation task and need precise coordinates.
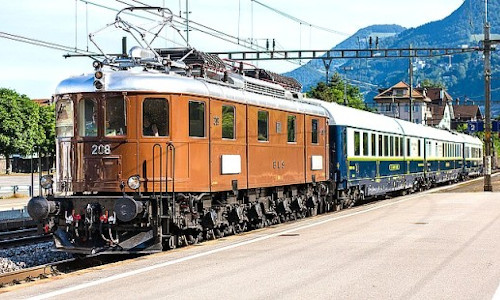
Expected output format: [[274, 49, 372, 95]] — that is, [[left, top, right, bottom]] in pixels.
[[127, 175, 141, 190], [40, 175, 53, 189]]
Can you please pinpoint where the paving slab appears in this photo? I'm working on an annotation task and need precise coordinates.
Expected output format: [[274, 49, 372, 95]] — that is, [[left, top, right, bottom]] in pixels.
[[2, 188, 499, 300]]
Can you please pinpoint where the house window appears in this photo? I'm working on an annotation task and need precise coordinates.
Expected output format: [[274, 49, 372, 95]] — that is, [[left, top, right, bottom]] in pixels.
[[258, 110, 269, 141], [222, 105, 235, 139]]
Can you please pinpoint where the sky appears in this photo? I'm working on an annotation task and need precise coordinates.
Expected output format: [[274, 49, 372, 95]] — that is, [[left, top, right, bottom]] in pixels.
[[0, 0, 464, 99]]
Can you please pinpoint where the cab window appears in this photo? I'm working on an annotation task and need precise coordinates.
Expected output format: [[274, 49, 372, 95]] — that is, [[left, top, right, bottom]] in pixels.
[[105, 96, 127, 137], [143, 98, 169, 137], [189, 101, 205, 137], [78, 98, 97, 137]]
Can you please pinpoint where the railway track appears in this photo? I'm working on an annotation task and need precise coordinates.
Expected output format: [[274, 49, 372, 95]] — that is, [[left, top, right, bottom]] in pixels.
[[0, 228, 52, 249], [0, 256, 138, 287]]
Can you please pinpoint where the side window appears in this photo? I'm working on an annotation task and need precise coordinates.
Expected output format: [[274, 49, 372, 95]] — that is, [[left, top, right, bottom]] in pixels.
[[363, 132, 369, 156], [287, 115, 296, 143], [143, 98, 168, 137], [222, 105, 235, 139], [311, 119, 319, 144], [390, 136, 394, 156], [78, 98, 97, 137], [378, 135, 383, 157], [354, 131, 360, 156], [371, 134, 376, 156], [399, 137, 404, 157], [384, 135, 389, 156], [189, 101, 205, 137], [258, 110, 268, 141], [407, 138, 411, 156], [395, 137, 400, 157]]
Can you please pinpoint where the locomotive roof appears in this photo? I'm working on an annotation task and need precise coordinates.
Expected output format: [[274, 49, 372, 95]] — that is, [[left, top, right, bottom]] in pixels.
[[55, 69, 327, 117]]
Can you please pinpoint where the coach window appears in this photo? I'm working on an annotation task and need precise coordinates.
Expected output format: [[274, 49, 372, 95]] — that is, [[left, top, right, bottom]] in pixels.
[[378, 135, 383, 157], [418, 140, 422, 157], [189, 101, 205, 137], [78, 98, 97, 137], [258, 110, 269, 141], [395, 137, 400, 156], [390, 136, 394, 156], [371, 134, 376, 156], [222, 105, 235, 139], [287, 115, 296, 143], [363, 132, 369, 156], [143, 98, 168, 137], [384, 135, 389, 156], [406, 138, 411, 156], [354, 131, 360, 156], [311, 119, 319, 144]]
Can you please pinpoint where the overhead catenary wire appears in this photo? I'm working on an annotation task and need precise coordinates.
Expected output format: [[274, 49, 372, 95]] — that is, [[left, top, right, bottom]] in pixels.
[[0, 31, 96, 55], [250, 0, 350, 37]]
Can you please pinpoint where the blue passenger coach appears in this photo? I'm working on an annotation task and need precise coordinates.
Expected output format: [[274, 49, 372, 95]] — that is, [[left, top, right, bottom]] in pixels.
[[311, 100, 483, 207]]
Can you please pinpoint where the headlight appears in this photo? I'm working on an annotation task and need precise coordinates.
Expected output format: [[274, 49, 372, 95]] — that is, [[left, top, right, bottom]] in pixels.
[[40, 175, 53, 189], [127, 175, 141, 190]]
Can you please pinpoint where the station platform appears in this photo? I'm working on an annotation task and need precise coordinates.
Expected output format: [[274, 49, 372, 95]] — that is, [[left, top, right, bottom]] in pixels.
[[2, 180, 499, 299]]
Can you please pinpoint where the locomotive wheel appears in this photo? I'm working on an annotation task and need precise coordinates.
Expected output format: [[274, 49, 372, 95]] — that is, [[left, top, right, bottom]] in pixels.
[[167, 235, 177, 250]]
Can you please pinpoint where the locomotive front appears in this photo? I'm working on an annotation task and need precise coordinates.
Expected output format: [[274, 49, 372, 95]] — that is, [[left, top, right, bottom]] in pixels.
[[28, 82, 167, 253]]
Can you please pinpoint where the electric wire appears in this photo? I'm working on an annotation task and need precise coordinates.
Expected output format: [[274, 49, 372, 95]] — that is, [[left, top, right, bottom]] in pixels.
[[0, 31, 96, 55], [251, 0, 350, 37]]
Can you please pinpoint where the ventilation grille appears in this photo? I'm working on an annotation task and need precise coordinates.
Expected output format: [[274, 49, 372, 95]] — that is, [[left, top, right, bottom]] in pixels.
[[244, 81, 285, 98]]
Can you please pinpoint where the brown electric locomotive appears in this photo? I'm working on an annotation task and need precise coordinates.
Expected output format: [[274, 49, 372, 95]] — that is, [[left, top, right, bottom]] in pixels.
[[27, 47, 333, 254]]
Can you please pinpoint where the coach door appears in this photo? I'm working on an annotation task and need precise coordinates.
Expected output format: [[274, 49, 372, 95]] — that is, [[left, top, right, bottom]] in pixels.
[[209, 100, 248, 192]]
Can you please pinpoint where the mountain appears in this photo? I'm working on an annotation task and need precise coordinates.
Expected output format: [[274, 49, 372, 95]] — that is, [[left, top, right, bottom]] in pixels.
[[284, 24, 406, 91], [286, 0, 500, 115]]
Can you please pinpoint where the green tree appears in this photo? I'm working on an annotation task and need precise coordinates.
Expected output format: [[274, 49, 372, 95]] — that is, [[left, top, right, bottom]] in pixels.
[[420, 78, 446, 89], [39, 104, 56, 157], [307, 73, 368, 110], [0, 88, 41, 173]]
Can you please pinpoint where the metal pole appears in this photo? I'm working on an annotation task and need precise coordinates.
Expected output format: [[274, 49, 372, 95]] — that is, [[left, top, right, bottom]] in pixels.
[[409, 45, 414, 123], [344, 74, 347, 105], [185, 0, 189, 46], [483, 4, 493, 191]]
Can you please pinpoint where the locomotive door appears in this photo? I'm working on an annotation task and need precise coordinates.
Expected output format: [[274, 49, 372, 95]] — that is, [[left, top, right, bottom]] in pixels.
[[209, 100, 248, 192]]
